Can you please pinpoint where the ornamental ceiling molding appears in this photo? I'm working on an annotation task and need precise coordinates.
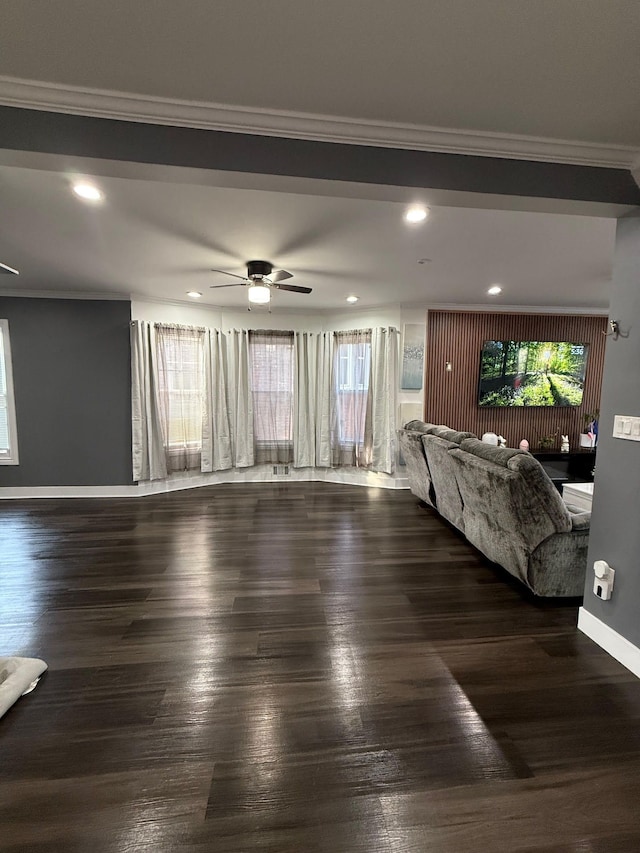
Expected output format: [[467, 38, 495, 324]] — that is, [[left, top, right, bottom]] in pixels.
[[0, 75, 639, 174]]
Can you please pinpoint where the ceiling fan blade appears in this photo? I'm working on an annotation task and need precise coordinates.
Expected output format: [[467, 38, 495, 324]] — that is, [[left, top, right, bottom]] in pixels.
[[210, 268, 248, 281], [270, 268, 293, 283], [0, 262, 19, 275], [210, 283, 247, 289], [272, 283, 312, 294]]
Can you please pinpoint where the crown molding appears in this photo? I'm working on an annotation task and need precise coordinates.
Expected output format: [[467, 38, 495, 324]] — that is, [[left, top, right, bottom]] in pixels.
[[415, 302, 609, 315], [0, 290, 608, 316], [0, 75, 638, 172], [0, 288, 129, 301]]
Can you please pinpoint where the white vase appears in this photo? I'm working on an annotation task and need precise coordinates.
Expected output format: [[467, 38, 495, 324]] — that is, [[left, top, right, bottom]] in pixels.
[[579, 433, 595, 449]]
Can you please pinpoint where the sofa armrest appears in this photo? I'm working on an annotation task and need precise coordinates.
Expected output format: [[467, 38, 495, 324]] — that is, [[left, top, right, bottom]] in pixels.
[[566, 507, 591, 531]]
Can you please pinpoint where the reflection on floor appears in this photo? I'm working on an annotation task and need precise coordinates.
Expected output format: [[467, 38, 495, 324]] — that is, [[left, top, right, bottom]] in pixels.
[[1, 483, 639, 852]]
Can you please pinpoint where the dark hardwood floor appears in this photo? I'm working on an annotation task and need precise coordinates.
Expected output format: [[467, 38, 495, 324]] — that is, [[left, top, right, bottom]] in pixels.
[[1, 482, 640, 852]]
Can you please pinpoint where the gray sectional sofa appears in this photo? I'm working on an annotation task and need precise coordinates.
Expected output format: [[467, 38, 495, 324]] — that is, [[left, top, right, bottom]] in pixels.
[[398, 420, 590, 597]]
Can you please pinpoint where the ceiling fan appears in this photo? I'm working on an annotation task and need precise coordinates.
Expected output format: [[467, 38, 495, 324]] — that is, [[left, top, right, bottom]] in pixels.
[[210, 260, 311, 305]]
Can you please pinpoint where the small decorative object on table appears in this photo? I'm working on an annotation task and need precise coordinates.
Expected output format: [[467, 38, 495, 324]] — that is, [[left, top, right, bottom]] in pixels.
[[519, 439, 529, 451], [537, 430, 559, 450], [561, 434, 569, 453], [481, 432, 499, 445], [580, 411, 599, 448]]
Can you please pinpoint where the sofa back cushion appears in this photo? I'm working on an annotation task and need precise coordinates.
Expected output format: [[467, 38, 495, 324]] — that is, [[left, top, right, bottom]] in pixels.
[[427, 426, 476, 444], [458, 437, 524, 465], [422, 434, 465, 531], [449, 440, 572, 582], [404, 420, 438, 434], [459, 438, 572, 532], [397, 428, 436, 506]]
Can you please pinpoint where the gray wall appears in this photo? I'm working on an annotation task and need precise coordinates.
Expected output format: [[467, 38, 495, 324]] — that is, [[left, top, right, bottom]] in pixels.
[[1, 106, 639, 205], [583, 213, 640, 647], [0, 297, 132, 487]]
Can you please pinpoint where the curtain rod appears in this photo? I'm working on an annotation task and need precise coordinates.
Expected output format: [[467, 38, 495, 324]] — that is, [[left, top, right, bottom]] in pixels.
[[133, 321, 397, 334], [129, 320, 207, 332]]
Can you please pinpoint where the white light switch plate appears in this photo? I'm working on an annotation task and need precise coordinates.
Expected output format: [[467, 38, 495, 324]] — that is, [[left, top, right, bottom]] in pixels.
[[613, 415, 640, 441]]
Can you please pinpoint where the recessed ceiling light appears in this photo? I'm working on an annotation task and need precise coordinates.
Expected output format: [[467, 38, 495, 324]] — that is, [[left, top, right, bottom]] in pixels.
[[404, 205, 429, 224], [72, 182, 103, 202], [187, 291, 202, 299], [487, 285, 503, 296], [346, 295, 359, 303]]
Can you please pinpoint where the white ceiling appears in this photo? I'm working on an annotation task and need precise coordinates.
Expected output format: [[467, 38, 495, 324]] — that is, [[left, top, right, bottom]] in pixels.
[[0, 160, 616, 312], [0, 1, 633, 312], [1, 0, 640, 147]]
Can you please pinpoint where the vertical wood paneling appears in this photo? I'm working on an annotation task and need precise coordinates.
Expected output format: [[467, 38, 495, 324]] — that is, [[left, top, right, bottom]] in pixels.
[[424, 311, 607, 450]]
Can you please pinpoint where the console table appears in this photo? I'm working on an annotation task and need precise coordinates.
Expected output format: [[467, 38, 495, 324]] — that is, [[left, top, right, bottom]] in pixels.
[[532, 449, 596, 490]]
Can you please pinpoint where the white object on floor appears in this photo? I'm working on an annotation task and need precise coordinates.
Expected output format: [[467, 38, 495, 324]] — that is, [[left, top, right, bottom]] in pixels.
[[0, 657, 47, 719], [562, 482, 594, 512]]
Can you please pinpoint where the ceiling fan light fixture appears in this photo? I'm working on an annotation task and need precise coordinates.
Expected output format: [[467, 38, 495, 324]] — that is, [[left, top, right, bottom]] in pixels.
[[346, 295, 359, 303], [247, 283, 271, 304], [487, 284, 503, 295], [187, 291, 202, 298]]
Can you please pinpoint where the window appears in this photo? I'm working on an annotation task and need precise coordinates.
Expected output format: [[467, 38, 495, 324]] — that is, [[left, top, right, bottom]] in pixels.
[[250, 330, 294, 462], [0, 320, 19, 465], [155, 325, 205, 471], [0, 320, 18, 465], [335, 332, 371, 445]]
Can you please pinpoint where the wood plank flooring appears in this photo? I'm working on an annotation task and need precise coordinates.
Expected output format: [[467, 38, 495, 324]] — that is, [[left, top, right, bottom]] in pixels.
[[1, 482, 640, 852]]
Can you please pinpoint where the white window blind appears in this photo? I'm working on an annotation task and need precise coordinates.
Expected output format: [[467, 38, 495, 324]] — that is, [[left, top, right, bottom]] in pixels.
[[0, 319, 19, 465], [250, 330, 294, 463]]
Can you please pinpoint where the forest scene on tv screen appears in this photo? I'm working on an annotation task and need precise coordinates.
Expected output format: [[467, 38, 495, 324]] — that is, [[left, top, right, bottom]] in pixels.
[[478, 340, 588, 407]]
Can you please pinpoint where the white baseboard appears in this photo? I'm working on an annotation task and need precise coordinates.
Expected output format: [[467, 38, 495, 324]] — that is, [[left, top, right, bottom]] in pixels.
[[578, 607, 640, 679], [0, 484, 141, 499], [0, 467, 409, 500]]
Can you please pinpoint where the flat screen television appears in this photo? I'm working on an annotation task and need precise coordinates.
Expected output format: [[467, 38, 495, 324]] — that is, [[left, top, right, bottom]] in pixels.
[[478, 340, 588, 407]]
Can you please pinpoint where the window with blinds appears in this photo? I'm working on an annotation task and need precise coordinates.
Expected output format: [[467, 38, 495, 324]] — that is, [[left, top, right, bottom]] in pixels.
[[155, 325, 205, 471], [249, 331, 294, 462], [0, 320, 19, 465], [335, 333, 371, 445]]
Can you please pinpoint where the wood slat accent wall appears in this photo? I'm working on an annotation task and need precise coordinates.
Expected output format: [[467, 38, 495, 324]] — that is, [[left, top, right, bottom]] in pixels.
[[425, 311, 607, 450]]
